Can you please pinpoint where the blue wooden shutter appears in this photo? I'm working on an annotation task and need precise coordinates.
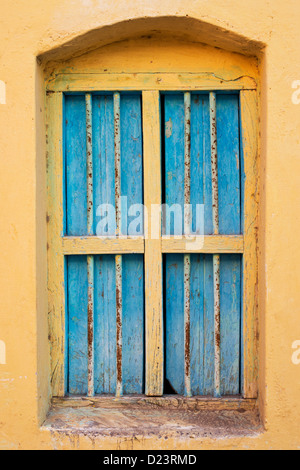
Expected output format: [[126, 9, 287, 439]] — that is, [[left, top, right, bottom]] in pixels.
[[164, 93, 242, 396], [65, 94, 144, 395], [64, 91, 242, 397]]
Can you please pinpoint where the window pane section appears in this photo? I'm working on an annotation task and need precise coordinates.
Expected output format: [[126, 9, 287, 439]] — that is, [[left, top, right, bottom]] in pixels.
[[67, 255, 144, 396]]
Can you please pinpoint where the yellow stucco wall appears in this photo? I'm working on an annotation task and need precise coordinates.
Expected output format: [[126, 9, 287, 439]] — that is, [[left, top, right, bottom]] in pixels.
[[0, 0, 300, 450]]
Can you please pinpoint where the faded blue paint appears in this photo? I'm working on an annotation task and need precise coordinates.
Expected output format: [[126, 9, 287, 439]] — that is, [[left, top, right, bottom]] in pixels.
[[94, 255, 116, 394], [190, 94, 213, 234], [120, 94, 143, 236], [65, 94, 144, 396], [122, 255, 144, 394], [66, 92, 242, 397], [68, 254, 144, 395], [164, 93, 242, 396], [65, 95, 87, 236], [92, 95, 115, 236], [190, 254, 214, 396], [165, 254, 185, 394], [164, 94, 185, 236], [220, 255, 241, 395], [166, 255, 241, 396], [68, 255, 88, 395], [217, 94, 241, 234]]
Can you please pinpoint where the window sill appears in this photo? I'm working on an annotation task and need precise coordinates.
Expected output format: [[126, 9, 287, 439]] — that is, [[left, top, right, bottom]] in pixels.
[[42, 396, 262, 440]]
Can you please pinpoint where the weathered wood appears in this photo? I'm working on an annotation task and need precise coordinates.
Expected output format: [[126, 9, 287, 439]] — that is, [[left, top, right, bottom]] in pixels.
[[47, 76, 258, 401], [114, 92, 123, 398], [184, 92, 191, 398], [47, 73, 257, 92], [86, 94, 95, 397], [162, 235, 244, 253], [47, 92, 65, 397], [143, 91, 163, 396], [210, 92, 221, 398], [240, 90, 259, 399], [52, 395, 258, 412], [62, 236, 145, 255], [217, 94, 241, 234]]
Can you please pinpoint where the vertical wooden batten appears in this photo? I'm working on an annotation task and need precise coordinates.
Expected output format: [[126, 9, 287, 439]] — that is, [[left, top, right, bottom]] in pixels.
[[184, 92, 192, 398], [209, 92, 221, 398], [86, 94, 95, 397], [114, 92, 123, 398], [47, 91, 65, 397], [240, 90, 259, 399], [143, 90, 164, 396]]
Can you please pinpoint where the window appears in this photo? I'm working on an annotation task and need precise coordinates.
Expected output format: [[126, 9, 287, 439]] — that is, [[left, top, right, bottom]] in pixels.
[[47, 73, 258, 401]]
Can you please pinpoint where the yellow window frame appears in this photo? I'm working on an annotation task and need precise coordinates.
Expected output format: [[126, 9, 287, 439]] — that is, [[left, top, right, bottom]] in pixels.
[[46, 72, 259, 401]]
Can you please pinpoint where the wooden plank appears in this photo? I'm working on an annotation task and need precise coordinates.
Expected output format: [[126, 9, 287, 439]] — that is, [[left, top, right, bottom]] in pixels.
[[52, 396, 258, 413], [92, 95, 115, 236], [94, 94, 144, 396], [220, 255, 241, 395], [86, 94, 94, 398], [68, 256, 88, 395], [87, 254, 94, 397], [119, 95, 145, 394], [210, 92, 221, 398], [115, 254, 123, 397], [62, 236, 145, 254], [114, 92, 123, 398], [143, 90, 163, 396], [216, 93, 242, 396], [240, 90, 259, 399], [164, 94, 184, 236], [120, 94, 144, 236], [47, 73, 257, 92], [162, 235, 244, 253], [164, 94, 185, 395], [94, 255, 117, 394], [190, 94, 213, 235], [122, 255, 144, 394], [65, 95, 87, 235], [47, 91, 66, 397], [217, 94, 241, 234], [166, 254, 185, 394], [190, 94, 214, 396], [190, 254, 214, 396], [94, 255, 145, 396]]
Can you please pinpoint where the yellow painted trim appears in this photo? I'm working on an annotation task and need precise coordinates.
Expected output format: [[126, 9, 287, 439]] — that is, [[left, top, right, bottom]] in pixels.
[[47, 92, 65, 397], [162, 235, 244, 253], [47, 72, 257, 92], [62, 236, 145, 255], [143, 90, 164, 396], [241, 90, 259, 399]]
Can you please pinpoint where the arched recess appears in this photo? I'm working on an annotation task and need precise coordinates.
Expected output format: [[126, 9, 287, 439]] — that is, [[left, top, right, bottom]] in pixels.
[[38, 15, 264, 65], [38, 15, 263, 420]]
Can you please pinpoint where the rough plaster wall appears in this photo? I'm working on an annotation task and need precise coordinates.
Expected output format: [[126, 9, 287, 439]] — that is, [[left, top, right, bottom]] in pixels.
[[0, 0, 300, 449]]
